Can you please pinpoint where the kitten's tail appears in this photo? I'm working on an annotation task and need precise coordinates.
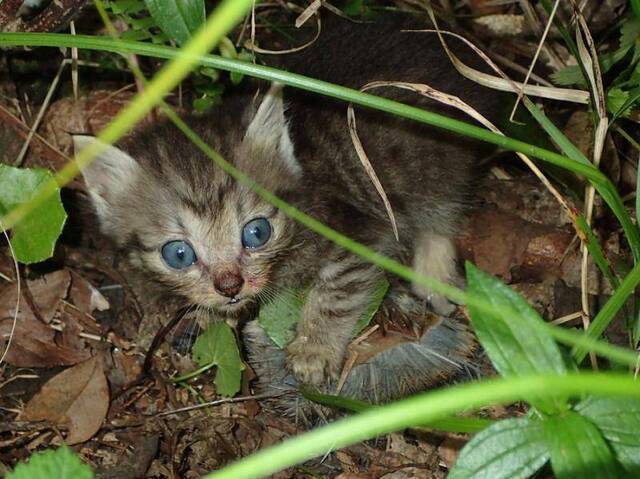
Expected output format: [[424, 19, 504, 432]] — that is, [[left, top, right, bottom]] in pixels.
[[243, 308, 478, 422]]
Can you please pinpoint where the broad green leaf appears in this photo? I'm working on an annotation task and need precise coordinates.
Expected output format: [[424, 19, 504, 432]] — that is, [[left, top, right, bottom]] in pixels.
[[144, 0, 205, 46], [576, 396, 640, 473], [543, 412, 622, 479], [0, 165, 66, 264], [449, 417, 549, 479], [633, 0, 640, 18], [192, 322, 244, 397], [257, 288, 305, 348], [7, 445, 93, 479], [465, 262, 568, 413]]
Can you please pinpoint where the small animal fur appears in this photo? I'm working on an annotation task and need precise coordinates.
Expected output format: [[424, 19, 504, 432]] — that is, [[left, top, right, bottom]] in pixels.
[[76, 15, 502, 386]]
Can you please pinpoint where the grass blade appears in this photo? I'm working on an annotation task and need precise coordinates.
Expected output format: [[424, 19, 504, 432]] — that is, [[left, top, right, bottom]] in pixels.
[[203, 373, 640, 479], [573, 262, 640, 363]]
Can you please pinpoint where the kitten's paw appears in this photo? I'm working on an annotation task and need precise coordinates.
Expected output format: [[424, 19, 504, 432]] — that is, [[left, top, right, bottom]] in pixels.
[[419, 274, 465, 315], [412, 232, 462, 316], [286, 337, 341, 386]]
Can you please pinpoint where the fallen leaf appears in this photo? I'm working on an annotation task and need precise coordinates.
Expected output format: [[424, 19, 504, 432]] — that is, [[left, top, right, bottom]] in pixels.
[[41, 90, 136, 159], [69, 270, 109, 315], [22, 355, 109, 444], [438, 435, 467, 471], [0, 314, 90, 367], [459, 209, 530, 281], [0, 268, 70, 324]]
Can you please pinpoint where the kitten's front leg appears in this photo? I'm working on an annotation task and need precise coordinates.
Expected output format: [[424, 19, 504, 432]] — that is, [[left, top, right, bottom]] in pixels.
[[287, 254, 383, 385]]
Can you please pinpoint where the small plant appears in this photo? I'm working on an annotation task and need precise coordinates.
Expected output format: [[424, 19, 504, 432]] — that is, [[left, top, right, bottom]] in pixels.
[[6, 446, 93, 479], [552, 13, 640, 119], [103, 0, 252, 112], [0, 164, 66, 264], [449, 264, 640, 479]]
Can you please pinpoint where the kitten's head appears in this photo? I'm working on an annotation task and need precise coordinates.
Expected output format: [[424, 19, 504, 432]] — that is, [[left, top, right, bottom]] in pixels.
[[75, 85, 301, 313]]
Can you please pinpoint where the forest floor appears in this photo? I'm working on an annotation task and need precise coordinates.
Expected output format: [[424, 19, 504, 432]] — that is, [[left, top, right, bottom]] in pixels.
[[0, 1, 637, 478]]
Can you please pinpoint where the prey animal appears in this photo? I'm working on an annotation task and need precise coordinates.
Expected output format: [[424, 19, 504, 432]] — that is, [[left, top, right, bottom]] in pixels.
[[76, 16, 501, 386]]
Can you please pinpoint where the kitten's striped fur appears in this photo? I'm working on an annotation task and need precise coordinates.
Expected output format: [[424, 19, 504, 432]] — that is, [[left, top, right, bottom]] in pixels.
[[76, 15, 501, 386]]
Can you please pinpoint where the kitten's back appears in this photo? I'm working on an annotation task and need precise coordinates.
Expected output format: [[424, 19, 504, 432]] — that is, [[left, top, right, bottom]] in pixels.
[[270, 15, 504, 239]]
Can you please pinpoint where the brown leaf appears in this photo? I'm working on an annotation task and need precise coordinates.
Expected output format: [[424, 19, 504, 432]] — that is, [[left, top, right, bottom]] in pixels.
[[513, 230, 573, 281], [69, 270, 109, 315], [0, 314, 91, 367], [41, 90, 135, 159], [0, 269, 71, 324], [22, 355, 109, 444], [459, 210, 531, 281], [438, 435, 467, 471]]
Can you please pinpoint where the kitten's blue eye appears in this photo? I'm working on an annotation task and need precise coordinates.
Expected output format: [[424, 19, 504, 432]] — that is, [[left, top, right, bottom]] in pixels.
[[242, 218, 272, 248], [161, 241, 197, 269]]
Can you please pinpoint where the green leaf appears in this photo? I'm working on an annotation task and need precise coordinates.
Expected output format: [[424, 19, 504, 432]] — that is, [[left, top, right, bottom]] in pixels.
[[109, 0, 146, 15], [552, 50, 629, 86], [0, 165, 66, 264], [257, 288, 305, 348], [353, 277, 388, 334], [217, 36, 237, 59], [543, 411, 622, 479], [192, 322, 244, 397], [611, 85, 640, 122], [576, 396, 640, 474], [465, 262, 568, 413], [620, 17, 640, 51], [632, 0, 640, 18], [7, 445, 93, 479], [608, 88, 631, 116], [449, 417, 549, 479], [144, 0, 205, 46]]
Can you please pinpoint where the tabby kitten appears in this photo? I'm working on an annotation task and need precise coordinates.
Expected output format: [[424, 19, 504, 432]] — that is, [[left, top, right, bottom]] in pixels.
[[75, 16, 501, 386]]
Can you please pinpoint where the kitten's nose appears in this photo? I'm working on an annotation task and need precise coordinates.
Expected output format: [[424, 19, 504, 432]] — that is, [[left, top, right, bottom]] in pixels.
[[214, 271, 244, 298]]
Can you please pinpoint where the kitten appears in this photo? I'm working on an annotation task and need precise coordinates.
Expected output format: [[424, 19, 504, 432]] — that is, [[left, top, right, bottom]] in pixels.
[[75, 16, 502, 386]]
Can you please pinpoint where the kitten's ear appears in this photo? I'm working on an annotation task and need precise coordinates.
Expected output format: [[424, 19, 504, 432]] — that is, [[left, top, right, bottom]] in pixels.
[[73, 135, 141, 228], [244, 84, 301, 178]]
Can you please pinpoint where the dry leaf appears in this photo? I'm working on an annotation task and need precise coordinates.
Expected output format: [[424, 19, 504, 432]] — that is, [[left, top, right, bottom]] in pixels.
[[0, 314, 91, 367], [22, 355, 109, 444], [0, 269, 71, 324], [69, 270, 109, 314], [438, 435, 467, 471], [41, 89, 136, 159]]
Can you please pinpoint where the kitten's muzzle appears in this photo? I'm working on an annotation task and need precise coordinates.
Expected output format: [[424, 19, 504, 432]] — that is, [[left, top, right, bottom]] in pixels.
[[214, 271, 244, 298]]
